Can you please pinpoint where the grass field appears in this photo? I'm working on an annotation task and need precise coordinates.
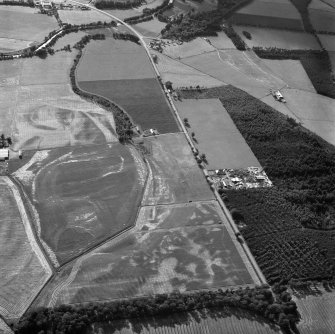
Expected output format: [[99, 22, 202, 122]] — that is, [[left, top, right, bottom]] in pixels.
[[309, 0, 335, 11], [181, 50, 286, 99], [140, 133, 214, 205], [206, 32, 236, 50], [175, 99, 261, 170], [0, 6, 58, 51], [77, 38, 155, 81], [94, 309, 281, 334], [11, 143, 146, 264], [133, 19, 166, 38], [33, 200, 257, 308], [162, 38, 215, 59], [318, 34, 335, 51], [0, 177, 51, 320], [53, 31, 87, 50], [58, 9, 112, 25], [154, 51, 224, 88], [310, 9, 335, 32], [164, 0, 217, 17], [262, 59, 316, 92], [234, 26, 321, 50], [0, 318, 13, 334], [78, 78, 179, 133]]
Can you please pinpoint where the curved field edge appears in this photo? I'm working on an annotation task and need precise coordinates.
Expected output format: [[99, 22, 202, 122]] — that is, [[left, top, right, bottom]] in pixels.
[[0, 177, 52, 321]]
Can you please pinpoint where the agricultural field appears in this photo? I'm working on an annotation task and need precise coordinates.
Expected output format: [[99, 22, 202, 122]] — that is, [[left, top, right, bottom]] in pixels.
[[163, 0, 217, 17], [11, 143, 146, 265], [162, 38, 215, 59], [293, 287, 335, 334], [0, 48, 118, 150], [310, 8, 335, 32], [309, 0, 335, 11], [33, 200, 257, 308], [0, 6, 59, 52], [133, 19, 166, 38], [153, 50, 224, 88], [0, 318, 13, 334], [77, 38, 155, 81], [93, 309, 281, 334], [229, 0, 303, 30], [318, 33, 335, 51], [58, 9, 113, 25], [206, 32, 236, 50], [175, 99, 261, 170], [262, 59, 316, 92], [140, 133, 215, 205], [181, 50, 286, 99], [52, 30, 87, 50], [0, 177, 51, 320], [234, 26, 321, 50]]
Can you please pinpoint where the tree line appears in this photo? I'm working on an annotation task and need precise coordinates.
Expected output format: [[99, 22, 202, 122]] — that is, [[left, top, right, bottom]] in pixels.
[[95, 0, 143, 10]]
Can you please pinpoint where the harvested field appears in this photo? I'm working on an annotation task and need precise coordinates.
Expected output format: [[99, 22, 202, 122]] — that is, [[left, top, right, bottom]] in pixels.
[[0, 6, 58, 51], [293, 287, 335, 334], [77, 38, 155, 81], [262, 59, 316, 92], [12, 143, 146, 264], [105, 9, 140, 20], [206, 32, 236, 49], [78, 79, 179, 133], [154, 51, 224, 88], [309, 0, 335, 11], [0, 177, 51, 320], [94, 310, 281, 334], [175, 99, 261, 170], [181, 50, 285, 99], [310, 9, 335, 32], [230, 0, 303, 30], [318, 34, 335, 51], [140, 133, 214, 205], [162, 38, 215, 59], [58, 9, 113, 25], [34, 201, 257, 308], [234, 26, 321, 50], [164, 0, 217, 17], [133, 19, 166, 38]]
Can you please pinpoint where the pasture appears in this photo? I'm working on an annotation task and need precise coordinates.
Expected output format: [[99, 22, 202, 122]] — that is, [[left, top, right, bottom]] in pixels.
[[0, 6, 58, 51], [0, 177, 51, 320], [12, 143, 146, 264], [78, 78, 179, 133], [309, 0, 335, 11], [141, 133, 215, 205], [234, 26, 321, 50], [34, 201, 256, 308], [310, 9, 335, 32], [162, 38, 215, 59], [318, 34, 335, 51], [58, 9, 112, 25], [133, 19, 166, 38], [262, 59, 316, 92], [207, 32, 236, 49], [154, 51, 224, 88], [181, 50, 285, 98], [77, 38, 155, 81], [175, 99, 261, 170]]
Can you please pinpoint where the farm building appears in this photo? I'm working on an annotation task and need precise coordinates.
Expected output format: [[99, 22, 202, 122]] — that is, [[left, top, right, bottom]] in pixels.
[[0, 149, 9, 161]]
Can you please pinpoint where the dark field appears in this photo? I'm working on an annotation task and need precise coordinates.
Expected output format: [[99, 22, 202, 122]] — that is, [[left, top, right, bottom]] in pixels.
[[12, 143, 146, 264], [78, 79, 179, 134]]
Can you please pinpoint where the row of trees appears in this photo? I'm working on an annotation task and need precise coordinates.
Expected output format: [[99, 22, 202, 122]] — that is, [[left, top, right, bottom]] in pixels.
[[14, 285, 299, 334], [0, 0, 33, 7], [95, 0, 143, 9], [0, 134, 12, 148], [113, 32, 140, 44], [223, 24, 247, 50]]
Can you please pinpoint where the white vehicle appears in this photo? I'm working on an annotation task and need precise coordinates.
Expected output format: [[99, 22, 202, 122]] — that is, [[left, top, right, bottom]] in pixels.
[[270, 89, 286, 103]]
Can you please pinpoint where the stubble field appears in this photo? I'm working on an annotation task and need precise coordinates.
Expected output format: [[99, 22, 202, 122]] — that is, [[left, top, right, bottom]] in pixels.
[[175, 99, 261, 170], [11, 143, 146, 264], [0, 177, 51, 320], [58, 9, 113, 25]]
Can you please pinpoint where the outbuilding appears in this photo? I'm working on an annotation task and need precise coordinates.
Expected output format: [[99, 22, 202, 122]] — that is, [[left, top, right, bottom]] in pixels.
[[0, 149, 9, 161]]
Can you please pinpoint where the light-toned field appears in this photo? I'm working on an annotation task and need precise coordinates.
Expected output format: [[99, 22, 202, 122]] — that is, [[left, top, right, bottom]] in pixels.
[[234, 26, 321, 50], [181, 50, 286, 99], [206, 32, 236, 49], [106, 8, 140, 20], [12, 143, 146, 264], [293, 287, 335, 334], [154, 51, 224, 88], [0, 176, 51, 320], [0, 6, 58, 51], [261, 89, 335, 146], [58, 9, 112, 25], [310, 9, 335, 32], [0, 318, 13, 334], [175, 99, 261, 170], [309, 0, 335, 11], [162, 38, 215, 59], [0, 50, 118, 150], [262, 59, 316, 92], [34, 200, 257, 308], [141, 133, 215, 205], [95, 310, 281, 334], [52, 30, 87, 50], [164, 0, 217, 17], [133, 19, 166, 38], [318, 33, 335, 51], [77, 38, 155, 81]]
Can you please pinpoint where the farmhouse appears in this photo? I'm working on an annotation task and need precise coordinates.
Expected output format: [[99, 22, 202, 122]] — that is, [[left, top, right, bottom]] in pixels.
[[0, 149, 9, 161]]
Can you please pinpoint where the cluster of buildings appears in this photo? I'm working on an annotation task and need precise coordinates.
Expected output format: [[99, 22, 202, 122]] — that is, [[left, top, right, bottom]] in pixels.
[[149, 39, 182, 52], [33, 0, 88, 10], [208, 167, 272, 190]]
